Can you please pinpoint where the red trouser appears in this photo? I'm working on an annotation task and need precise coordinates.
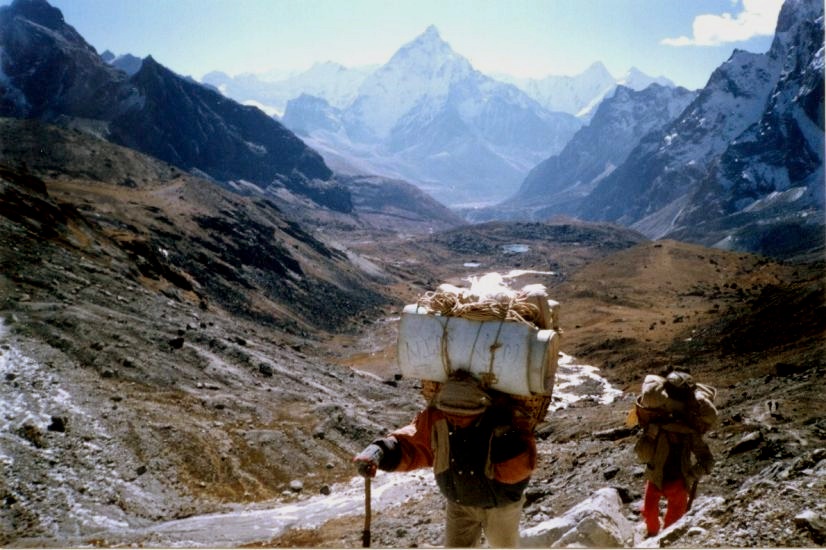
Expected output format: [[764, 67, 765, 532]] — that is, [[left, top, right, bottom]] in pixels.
[[642, 478, 689, 536]]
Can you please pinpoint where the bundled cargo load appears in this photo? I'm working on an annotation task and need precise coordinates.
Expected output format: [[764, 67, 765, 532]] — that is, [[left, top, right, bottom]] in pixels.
[[630, 372, 718, 434], [397, 273, 561, 429]]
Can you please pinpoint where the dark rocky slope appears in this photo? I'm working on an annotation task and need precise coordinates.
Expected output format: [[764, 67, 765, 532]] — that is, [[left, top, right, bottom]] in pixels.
[[0, 118, 425, 544]]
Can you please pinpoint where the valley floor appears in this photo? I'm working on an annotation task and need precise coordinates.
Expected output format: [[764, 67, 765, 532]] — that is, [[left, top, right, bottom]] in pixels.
[[1, 161, 823, 547]]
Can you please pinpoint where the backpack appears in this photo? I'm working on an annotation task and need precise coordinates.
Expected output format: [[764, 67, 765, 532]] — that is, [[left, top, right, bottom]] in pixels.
[[628, 372, 718, 464], [629, 373, 718, 430], [402, 278, 560, 432]]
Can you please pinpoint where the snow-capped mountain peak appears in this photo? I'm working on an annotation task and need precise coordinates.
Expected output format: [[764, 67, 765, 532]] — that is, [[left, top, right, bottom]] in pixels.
[[398, 24, 455, 58], [419, 24, 443, 43], [381, 24, 472, 81], [201, 60, 374, 116], [581, 61, 613, 81], [347, 25, 475, 139], [306, 61, 349, 75], [500, 62, 616, 119], [282, 24, 582, 206], [618, 67, 675, 90]]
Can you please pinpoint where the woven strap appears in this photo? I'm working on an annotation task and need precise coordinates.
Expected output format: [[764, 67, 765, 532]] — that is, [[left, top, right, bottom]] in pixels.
[[431, 419, 450, 475]]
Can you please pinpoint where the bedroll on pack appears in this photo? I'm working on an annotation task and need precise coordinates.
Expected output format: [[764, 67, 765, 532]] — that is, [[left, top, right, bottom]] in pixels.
[[396, 275, 561, 398], [631, 373, 718, 434]]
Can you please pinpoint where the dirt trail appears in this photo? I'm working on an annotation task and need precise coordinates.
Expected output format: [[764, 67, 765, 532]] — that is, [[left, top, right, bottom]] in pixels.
[[94, 355, 623, 547], [129, 471, 435, 547]]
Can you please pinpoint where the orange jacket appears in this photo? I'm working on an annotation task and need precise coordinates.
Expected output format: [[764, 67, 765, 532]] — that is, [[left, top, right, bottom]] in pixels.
[[378, 406, 536, 486]]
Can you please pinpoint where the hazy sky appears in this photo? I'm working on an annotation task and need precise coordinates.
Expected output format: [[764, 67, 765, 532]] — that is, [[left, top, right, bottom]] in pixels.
[[14, 0, 784, 90]]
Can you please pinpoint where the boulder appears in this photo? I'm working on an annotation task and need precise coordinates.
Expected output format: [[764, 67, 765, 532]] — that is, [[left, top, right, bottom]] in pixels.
[[795, 510, 825, 545], [728, 431, 764, 455], [520, 487, 635, 548]]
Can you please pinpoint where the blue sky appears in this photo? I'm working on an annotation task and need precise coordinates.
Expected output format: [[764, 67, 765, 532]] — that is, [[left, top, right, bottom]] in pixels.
[[14, 0, 784, 90]]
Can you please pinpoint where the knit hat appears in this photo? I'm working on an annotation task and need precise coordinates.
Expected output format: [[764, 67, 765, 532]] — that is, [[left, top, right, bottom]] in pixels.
[[433, 376, 491, 416]]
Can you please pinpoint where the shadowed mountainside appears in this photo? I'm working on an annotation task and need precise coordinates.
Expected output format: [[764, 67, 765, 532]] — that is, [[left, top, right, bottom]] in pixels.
[[0, 0, 349, 211]]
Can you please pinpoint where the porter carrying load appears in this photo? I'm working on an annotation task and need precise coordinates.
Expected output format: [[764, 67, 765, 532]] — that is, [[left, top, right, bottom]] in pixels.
[[627, 370, 717, 537], [355, 273, 560, 546], [396, 273, 561, 429]]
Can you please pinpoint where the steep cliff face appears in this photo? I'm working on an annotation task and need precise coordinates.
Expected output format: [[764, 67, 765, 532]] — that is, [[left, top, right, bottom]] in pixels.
[[574, 0, 823, 258], [661, 0, 824, 257], [672, 0, 824, 251], [485, 84, 697, 222], [108, 57, 339, 201], [579, 47, 781, 229]]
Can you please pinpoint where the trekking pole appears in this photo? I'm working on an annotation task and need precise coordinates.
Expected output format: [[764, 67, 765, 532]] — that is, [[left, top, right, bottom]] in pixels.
[[362, 475, 372, 547], [687, 479, 699, 511]]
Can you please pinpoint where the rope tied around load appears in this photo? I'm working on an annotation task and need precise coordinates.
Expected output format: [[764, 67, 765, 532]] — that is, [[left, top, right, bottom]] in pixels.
[[440, 316, 453, 378], [437, 294, 520, 390], [481, 318, 506, 388], [417, 289, 542, 329]]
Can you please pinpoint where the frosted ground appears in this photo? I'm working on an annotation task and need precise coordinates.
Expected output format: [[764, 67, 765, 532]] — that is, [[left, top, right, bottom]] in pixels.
[[0, 315, 623, 547], [123, 353, 622, 547]]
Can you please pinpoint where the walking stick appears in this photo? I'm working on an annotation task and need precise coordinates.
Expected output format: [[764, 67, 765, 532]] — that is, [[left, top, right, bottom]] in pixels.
[[687, 479, 699, 511], [362, 475, 372, 547]]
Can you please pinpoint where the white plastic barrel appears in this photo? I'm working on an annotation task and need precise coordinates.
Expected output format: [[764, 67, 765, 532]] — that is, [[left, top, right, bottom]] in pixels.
[[397, 304, 559, 396]]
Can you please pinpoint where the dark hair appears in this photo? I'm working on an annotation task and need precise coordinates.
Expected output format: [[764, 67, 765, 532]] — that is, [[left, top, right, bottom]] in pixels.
[[664, 371, 696, 402]]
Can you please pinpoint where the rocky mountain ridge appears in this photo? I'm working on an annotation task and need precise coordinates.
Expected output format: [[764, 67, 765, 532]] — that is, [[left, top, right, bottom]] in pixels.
[[467, 83, 698, 223], [498, 61, 675, 120], [203, 61, 374, 116], [487, 0, 823, 261], [668, 0, 825, 257], [205, 52, 672, 122], [0, 0, 345, 211], [578, 0, 824, 258], [279, 25, 583, 207], [101, 50, 143, 76], [0, 0, 482, 224]]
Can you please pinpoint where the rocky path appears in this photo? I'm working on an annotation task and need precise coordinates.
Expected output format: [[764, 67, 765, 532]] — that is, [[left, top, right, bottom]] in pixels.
[[128, 470, 435, 547], [106, 354, 623, 547]]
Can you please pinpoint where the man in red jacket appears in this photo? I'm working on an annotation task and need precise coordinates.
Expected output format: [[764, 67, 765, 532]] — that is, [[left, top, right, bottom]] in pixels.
[[354, 372, 536, 548]]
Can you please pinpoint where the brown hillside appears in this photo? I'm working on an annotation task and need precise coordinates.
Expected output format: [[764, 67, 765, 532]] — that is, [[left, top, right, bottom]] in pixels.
[[0, 116, 823, 547], [551, 239, 825, 388]]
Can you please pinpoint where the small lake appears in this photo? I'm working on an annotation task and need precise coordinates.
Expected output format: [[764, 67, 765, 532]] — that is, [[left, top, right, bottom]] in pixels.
[[502, 244, 530, 253]]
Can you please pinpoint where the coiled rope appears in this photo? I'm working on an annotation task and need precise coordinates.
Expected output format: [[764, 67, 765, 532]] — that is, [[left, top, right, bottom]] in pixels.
[[414, 283, 556, 428], [417, 289, 542, 328]]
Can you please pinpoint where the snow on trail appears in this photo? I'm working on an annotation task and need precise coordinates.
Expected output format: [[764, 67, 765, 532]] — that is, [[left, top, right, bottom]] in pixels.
[[551, 352, 624, 411], [0, 318, 133, 536], [0, 283, 624, 547], [136, 470, 435, 547], [127, 353, 623, 547]]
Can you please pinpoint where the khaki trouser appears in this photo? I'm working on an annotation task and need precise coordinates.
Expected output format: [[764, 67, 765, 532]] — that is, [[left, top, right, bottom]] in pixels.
[[445, 497, 524, 548]]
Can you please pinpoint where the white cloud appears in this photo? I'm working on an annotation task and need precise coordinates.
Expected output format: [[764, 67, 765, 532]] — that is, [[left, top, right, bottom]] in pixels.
[[661, 0, 784, 47]]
